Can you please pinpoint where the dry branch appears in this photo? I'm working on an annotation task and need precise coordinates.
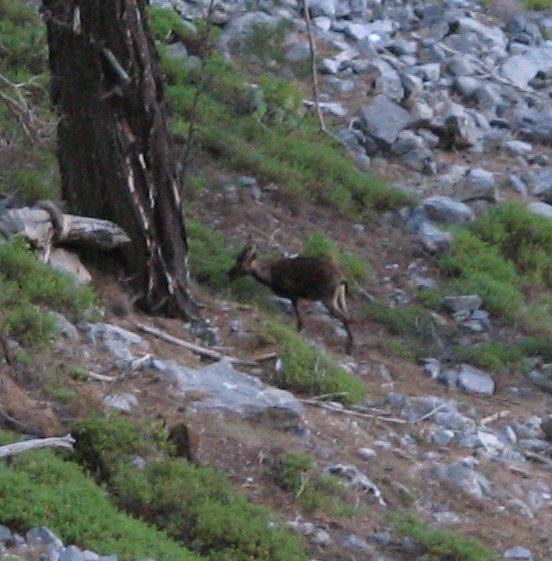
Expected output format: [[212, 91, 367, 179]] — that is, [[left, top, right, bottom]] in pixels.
[[0, 206, 130, 250], [136, 323, 257, 366], [0, 433, 75, 459], [302, 398, 407, 424]]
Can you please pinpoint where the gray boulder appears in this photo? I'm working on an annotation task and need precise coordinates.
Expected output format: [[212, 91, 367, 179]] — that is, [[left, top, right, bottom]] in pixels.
[[417, 222, 454, 254], [152, 359, 303, 429], [411, 196, 475, 227], [360, 94, 411, 146], [457, 364, 495, 396]]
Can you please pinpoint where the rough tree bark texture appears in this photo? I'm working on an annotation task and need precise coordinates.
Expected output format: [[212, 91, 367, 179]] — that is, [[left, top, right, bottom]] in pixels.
[[42, 0, 201, 322]]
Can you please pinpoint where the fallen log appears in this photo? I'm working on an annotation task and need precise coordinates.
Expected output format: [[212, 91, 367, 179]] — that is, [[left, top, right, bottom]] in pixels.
[[0, 433, 75, 459]]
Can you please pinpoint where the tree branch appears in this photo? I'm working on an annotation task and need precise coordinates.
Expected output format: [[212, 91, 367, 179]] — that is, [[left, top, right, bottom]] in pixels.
[[0, 434, 75, 460]]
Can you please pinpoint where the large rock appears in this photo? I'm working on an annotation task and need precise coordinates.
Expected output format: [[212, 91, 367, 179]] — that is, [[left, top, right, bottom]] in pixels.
[[417, 222, 454, 254], [153, 359, 304, 429], [410, 196, 475, 227], [219, 12, 283, 53], [457, 364, 495, 396], [501, 45, 552, 88], [435, 461, 494, 499], [456, 168, 498, 202], [360, 94, 411, 146], [533, 169, 552, 203]]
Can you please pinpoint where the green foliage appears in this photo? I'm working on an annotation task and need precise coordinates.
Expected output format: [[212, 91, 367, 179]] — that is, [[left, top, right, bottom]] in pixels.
[[72, 414, 168, 481], [187, 218, 258, 298], [438, 228, 524, 318], [242, 19, 293, 66], [474, 202, 552, 288], [0, 443, 200, 561], [390, 513, 497, 561], [303, 232, 370, 284], [268, 453, 356, 516], [362, 300, 437, 360], [266, 321, 367, 404], [519, 335, 552, 362], [270, 453, 316, 494], [452, 342, 525, 373], [5, 168, 60, 201], [160, 40, 411, 218], [73, 416, 308, 561], [0, 239, 95, 347], [523, 0, 552, 9], [0, 0, 46, 75], [114, 461, 307, 561], [148, 5, 196, 45]]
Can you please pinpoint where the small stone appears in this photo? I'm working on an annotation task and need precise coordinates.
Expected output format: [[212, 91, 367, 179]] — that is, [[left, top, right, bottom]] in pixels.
[[358, 447, 377, 460], [504, 546, 533, 561]]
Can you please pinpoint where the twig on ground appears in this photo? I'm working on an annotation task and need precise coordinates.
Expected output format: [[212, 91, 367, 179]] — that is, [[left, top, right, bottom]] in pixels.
[[136, 323, 257, 366]]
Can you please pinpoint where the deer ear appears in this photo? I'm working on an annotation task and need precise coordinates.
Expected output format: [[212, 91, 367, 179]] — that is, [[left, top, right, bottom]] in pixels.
[[246, 244, 257, 259]]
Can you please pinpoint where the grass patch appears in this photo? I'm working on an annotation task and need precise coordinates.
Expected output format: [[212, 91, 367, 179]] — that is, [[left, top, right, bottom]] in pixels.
[[362, 299, 439, 360], [0, 239, 95, 347], [265, 321, 367, 404], [390, 513, 497, 561], [268, 453, 356, 516], [438, 202, 552, 324], [157, 22, 411, 218], [72, 415, 308, 561], [0, 434, 200, 561], [451, 341, 525, 374], [187, 218, 259, 298]]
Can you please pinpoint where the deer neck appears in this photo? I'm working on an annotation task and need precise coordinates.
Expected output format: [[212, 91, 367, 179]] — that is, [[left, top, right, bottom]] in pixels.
[[250, 261, 273, 288]]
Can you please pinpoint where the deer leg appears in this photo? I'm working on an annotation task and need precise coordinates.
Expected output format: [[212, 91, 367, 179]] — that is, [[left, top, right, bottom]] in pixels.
[[324, 287, 354, 354], [291, 298, 304, 331]]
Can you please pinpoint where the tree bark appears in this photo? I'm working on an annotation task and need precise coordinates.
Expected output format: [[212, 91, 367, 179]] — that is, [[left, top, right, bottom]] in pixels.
[[42, 0, 201, 322]]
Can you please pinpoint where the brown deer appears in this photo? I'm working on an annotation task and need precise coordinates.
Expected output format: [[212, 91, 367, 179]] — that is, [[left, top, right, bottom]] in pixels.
[[229, 244, 353, 353]]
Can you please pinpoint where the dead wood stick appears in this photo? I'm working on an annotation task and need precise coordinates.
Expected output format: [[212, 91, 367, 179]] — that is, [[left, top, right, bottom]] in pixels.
[[302, 399, 407, 424], [136, 323, 257, 366], [0, 433, 75, 459], [481, 410, 510, 426], [412, 403, 447, 425], [87, 371, 117, 382], [524, 450, 552, 469]]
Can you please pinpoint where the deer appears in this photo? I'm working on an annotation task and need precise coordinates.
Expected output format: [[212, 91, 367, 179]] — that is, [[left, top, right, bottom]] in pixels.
[[228, 244, 353, 353]]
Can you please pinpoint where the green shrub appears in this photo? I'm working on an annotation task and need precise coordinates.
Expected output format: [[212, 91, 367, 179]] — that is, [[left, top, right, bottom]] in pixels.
[[0, 240, 93, 347], [519, 336, 552, 362], [187, 218, 258, 298], [438, 228, 524, 318], [113, 461, 307, 561], [452, 342, 524, 373], [73, 416, 308, 561], [0, 238, 96, 314], [242, 19, 293, 66], [72, 414, 168, 481], [362, 300, 437, 359], [390, 513, 497, 561], [269, 453, 356, 516], [475, 202, 552, 287], [266, 321, 367, 404], [0, 442, 200, 561]]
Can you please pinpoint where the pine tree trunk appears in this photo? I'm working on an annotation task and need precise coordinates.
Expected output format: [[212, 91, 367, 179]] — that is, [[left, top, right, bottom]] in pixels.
[[42, 0, 201, 322]]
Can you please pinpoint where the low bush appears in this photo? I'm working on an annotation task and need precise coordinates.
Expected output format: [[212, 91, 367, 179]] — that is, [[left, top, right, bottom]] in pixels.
[[390, 513, 497, 561], [451, 342, 525, 373], [0, 438, 200, 561], [265, 321, 367, 404], [0, 239, 95, 347], [268, 453, 354, 516], [73, 415, 308, 561], [362, 299, 438, 359]]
